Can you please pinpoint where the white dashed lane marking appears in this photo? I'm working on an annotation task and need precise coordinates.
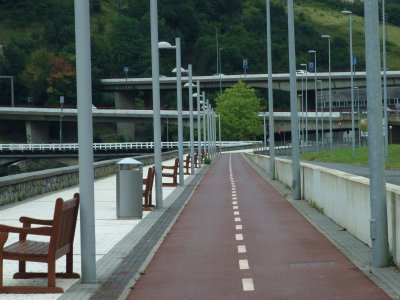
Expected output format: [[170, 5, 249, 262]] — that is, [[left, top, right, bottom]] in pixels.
[[233, 205, 239, 210], [242, 278, 255, 291], [238, 245, 247, 253], [239, 259, 250, 270], [235, 234, 244, 241], [235, 217, 241, 222], [236, 225, 243, 230], [234, 211, 240, 215]]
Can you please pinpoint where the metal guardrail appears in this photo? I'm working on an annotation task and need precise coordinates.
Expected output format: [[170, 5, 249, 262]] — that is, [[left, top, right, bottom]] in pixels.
[[0, 141, 260, 152]]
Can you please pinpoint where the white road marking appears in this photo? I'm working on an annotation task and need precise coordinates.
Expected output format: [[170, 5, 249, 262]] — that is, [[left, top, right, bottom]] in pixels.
[[239, 259, 249, 270], [238, 245, 247, 253], [235, 217, 241, 222], [233, 211, 240, 215], [235, 234, 243, 240], [242, 278, 254, 291], [233, 205, 239, 210], [236, 224, 243, 230], [232, 201, 238, 205], [232, 196, 237, 200]]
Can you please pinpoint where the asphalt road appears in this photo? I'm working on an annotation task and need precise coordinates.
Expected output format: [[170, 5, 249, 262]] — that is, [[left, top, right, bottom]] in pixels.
[[304, 161, 400, 186]]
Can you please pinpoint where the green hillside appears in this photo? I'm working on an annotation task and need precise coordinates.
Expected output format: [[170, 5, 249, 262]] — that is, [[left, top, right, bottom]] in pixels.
[[0, 0, 397, 107]]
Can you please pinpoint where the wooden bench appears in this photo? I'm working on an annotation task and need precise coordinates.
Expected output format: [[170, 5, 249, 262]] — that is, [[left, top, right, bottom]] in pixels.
[[162, 158, 179, 187], [0, 193, 80, 294], [143, 166, 155, 210]]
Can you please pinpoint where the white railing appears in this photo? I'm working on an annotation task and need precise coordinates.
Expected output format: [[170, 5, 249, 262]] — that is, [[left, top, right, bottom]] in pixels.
[[0, 141, 259, 152]]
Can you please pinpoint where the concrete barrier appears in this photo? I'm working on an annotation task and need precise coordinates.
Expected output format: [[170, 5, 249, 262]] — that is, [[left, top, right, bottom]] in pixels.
[[245, 152, 400, 267]]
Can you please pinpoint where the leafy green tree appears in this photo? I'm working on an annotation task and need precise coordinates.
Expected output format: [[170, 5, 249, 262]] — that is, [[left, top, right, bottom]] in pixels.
[[215, 81, 262, 140]]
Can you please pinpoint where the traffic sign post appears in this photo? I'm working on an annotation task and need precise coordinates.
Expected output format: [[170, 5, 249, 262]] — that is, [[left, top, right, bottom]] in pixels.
[[243, 58, 248, 78], [123, 66, 129, 81]]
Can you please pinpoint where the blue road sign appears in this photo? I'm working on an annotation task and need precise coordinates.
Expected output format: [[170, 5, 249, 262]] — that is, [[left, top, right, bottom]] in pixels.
[[123, 66, 129, 74], [308, 62, 315, 73], [243, 58, 248, 70]]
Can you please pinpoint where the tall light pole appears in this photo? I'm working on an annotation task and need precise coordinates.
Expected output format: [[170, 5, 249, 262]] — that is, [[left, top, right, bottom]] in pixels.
[[288, 0, 301, 200], [151, 1, 163, 208], [299, 69, 304, 147], [308, 49, 318, 151], [218, 113, 221, 152], [364, 0, 388, 268], [74, 0, 96, 282], [382, 0, 388, 161], [202, 91, 207, 157], [158, 38, 185, 186], [300, 63, 308, 147], [193, 85, 202, 167], [187, 65, 195, 174], [266, 0, 275, 179], [59, 96, 64, 144], [318, 80, 324, 150], [219, 47, 223, 94], [321, 34, 333, 154], [354, 86, 361, 147], [342, 9, 355, 157]]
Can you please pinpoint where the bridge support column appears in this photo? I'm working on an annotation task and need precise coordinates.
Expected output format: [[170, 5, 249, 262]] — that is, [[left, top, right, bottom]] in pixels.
[[117, 122, 135, 142], [115, 91, 133, 108], [25, 121, 50, 143]]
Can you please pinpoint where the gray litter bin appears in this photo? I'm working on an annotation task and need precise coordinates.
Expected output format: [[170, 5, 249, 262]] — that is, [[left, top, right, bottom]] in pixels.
[[116, 158, 143, 219]]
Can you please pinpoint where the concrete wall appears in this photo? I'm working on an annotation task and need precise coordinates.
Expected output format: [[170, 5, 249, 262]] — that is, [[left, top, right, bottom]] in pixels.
[[245, 153, 400, 266]]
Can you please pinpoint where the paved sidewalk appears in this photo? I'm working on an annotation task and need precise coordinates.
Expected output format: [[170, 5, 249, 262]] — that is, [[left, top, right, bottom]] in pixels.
[[0, 158, 193, 300]]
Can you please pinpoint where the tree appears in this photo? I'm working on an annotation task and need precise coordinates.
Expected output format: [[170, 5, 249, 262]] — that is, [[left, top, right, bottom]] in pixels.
[[215, 81, 262, 141]]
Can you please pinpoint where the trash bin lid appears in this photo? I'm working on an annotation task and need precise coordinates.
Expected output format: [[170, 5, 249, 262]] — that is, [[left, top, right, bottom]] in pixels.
[[116, 158, 143, 167]]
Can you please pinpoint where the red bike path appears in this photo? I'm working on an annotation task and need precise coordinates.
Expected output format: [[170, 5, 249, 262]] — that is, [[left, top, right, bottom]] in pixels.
[[127, 153, 389, 300]]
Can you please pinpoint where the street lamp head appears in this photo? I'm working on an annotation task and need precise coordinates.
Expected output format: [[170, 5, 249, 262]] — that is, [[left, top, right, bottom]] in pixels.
[[308, 50, 316, 54], [184, 82, 197, 88], [172, 67, 187, 73], [158, 41, 176, 49], [341, 10, 352, 15], [321, 34, 330, 39]]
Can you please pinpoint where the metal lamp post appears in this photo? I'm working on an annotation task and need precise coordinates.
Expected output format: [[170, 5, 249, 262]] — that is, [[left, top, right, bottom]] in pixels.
[[193, 86, 202, 167], [74, 0, 96, 282], [364, 0, 389, 268], [321, 34, 333, 154], [184, 65, 195, 175], [342, 9, 355, 157], [219, 47, 223, 94], [300, 63, 308, 147], [317, 80, 324, 150], [354, 86, 361, 147], [202, 92, 207, 157], [382, 0, 388, 161], [158, 38, 185, 186], [151, 0, 163, 209], [266, 0, 275, 179], [59, 96, 64, 144], [308, 49, 318, 151]]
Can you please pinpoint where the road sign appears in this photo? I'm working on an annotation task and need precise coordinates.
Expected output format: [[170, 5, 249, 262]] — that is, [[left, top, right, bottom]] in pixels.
[[308, 62, 315, 73], [243, 58, 248, 70], [123, 66, 129, 74]]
